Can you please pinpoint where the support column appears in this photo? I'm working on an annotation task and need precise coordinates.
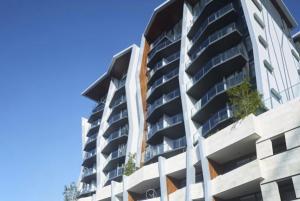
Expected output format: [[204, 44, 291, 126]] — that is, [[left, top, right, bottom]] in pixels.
[[292, 175, 300, 199], [158, 157, 168, 201], [261, 182, 281, 201]]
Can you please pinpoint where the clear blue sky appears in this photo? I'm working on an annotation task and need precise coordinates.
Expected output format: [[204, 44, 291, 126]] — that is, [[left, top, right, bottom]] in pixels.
[[0, 1, 299, 201]]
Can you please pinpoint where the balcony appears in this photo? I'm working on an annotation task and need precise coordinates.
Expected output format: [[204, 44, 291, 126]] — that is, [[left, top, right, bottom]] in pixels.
[[147, 89, 181, 122], [86, 119, 101, 137], [148, 52, 180, 84], [105, 166, 124, 185], [102, 125, 128, 154], [188, 22, 242, 69], [144, 137, 186, 164], [82, 149, 96, 167], [84, 133, 97, 151], [103, 146, 126, 172], [199, 106, 233, 137], [148, 30, 181, 66], [106, 110, 128, 135], [78, 185, 96, 197], [147, 113, 184, 143], [189, 2, 237, 44], [192, 71, 246, 123], [81, 167, 96, 183], [211, 160, 263, 199], [110, 94, 127, 111], [88, 102, 104, 124], [147, 68, 179, 101], [187, 44, 247, 99]]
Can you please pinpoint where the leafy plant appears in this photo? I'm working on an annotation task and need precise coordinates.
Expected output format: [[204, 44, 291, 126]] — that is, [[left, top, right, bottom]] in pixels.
[[227, 78, 263, 120], [63, 182, 78, 201], [124, 153, 136, 176]]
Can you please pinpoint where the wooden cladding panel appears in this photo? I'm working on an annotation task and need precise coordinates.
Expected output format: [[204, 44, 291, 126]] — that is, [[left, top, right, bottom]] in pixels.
[[166, 176, 178, 195], [139, 40, 150, 167], [208, 159, 220, 180]]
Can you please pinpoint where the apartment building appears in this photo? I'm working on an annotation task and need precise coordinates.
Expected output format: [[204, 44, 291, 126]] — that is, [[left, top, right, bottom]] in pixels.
[[77, 0, 300, 201]]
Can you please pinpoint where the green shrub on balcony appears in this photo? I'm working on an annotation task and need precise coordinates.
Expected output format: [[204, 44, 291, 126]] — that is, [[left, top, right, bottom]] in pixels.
[[124, 153, 137, 176]]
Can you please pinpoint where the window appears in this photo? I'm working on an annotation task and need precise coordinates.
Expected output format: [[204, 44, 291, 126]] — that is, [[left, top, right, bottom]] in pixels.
[[278, 178, 296, 201], [271, 88, 282, 102], [258, 35, 268, 48], [292, 49, 300, 62], [251, 0, 263, 11], [263, 60, 274, 73], [272, 135, 287, 155], [254, 13, 265, 29]]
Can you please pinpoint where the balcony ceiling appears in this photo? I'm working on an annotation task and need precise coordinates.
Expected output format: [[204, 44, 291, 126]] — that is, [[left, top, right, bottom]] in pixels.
[[144, 0, 184, 43]]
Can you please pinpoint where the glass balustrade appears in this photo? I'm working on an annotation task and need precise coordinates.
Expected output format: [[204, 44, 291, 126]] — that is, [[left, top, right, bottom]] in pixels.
[[107, 166, 124, 181], [116, 77, 126, 89], [149, 52, 180, 79], [111, 95, 126, 108], [147, 89, 180, 116], [84, 149, 96, 160], [90, 119, 101, 128], [148, 113, 183, 140], [191, 3, 235, 43], [107, 125, 128, 143], [193, 71, 246, 114], [190, 23, 240, 61], [148, 68, 179, 96], [144, 136, 186, 162], [108, 110, 128, 125], [201, 106, 233, 137], [148, 20, 182, 62], [82, 167, 97, 178], [85, 134, 97, 145], [192, 0, 213, 23], [79, 185, 96, 195], [92, 102, 105, 114], [190, 44, 246, 86], [107, 146, 126, 162]]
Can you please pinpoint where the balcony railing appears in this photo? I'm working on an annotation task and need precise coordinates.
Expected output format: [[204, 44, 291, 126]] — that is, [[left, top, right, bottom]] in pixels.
[[106, 146, 126, 162], [148, 89, 180, 116], [144, 137, 186, 162], [189, 44, 246, 86], [148, 52, 180, 79], [192, 0, 213, 23], [147, 68, 179, 96], [84, 149, 96, 160], [79, 185, 96, 195], [90, 119, 101, 129], [92, 102, 105, 114], [111, 95, 126, 108], [108, 110, 128, 125], [107, 166, 124, 181], [192, 71, 246, 115], [82, 167, 96, 178], [148, 113, 183, 140], [85, 134, 97, 145], [116, 77, 126, 89], [107, 125, 128, 143], [148, 34, 181, 62], [201, 106, 233, 137], [190, 22, 240, 61], [191, 3, 235, 43]]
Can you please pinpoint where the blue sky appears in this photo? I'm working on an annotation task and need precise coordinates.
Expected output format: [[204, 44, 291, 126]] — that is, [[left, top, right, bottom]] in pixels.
[[0, 1, 299, 201]]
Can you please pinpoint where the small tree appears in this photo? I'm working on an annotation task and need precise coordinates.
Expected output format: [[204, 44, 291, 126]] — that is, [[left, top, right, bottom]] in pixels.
[[124, 153, 136, 176], [227, 78, 263, 120], [63, 182, 78, 201]]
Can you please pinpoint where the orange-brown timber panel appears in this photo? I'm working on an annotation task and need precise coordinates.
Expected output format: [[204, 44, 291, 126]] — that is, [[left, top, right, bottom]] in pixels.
[[139, 39, 150, 167], [208, 159, 220, 179], [166, 176, 178, 195]]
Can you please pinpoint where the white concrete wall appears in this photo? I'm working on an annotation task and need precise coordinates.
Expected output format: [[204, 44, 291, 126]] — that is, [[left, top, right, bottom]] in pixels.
[[241, 0, 300, 109]]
